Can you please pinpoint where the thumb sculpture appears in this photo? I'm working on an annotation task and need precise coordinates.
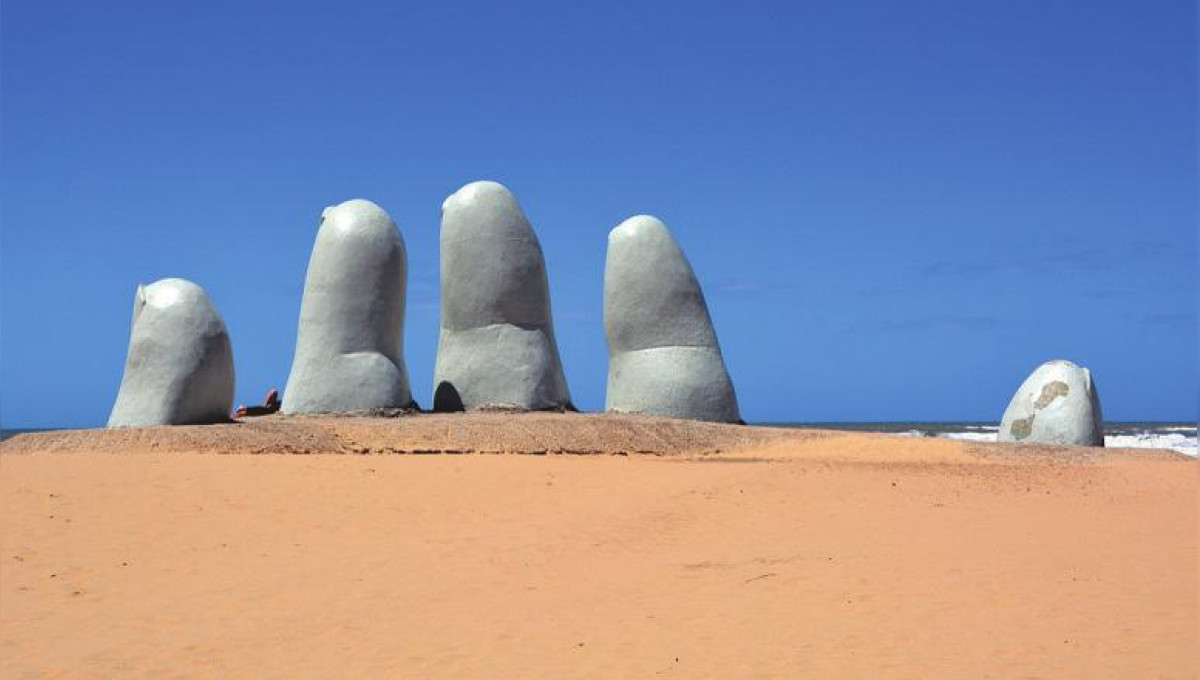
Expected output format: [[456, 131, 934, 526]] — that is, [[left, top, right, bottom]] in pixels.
[[432, 181, 572, 411], [604, 215, 741, 423], [282, 199, 414, 414], [998, 359, 1104, 446], [108, 278, 235, 427]]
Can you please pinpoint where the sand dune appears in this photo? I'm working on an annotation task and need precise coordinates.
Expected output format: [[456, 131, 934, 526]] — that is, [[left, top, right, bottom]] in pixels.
[[1, 414, 1194, 678]]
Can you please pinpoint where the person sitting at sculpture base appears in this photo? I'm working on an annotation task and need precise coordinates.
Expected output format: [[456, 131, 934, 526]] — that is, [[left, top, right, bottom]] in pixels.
[[234, 389, 281, 418]]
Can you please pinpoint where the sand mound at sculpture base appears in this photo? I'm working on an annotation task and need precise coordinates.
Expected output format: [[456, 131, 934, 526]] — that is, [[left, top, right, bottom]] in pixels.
[[2, 412, 1186, 464]]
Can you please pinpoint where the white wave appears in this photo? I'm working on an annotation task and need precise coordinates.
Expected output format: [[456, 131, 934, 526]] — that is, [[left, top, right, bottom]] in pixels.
[[941, 432, 997, 443], [1105, 433, 1196, 456], [935, 430, 1196, 456], [874, 422, 1197, 456]]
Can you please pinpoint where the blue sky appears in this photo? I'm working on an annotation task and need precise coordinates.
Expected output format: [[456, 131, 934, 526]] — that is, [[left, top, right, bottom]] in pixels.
[[1, 0, 1195, 427]]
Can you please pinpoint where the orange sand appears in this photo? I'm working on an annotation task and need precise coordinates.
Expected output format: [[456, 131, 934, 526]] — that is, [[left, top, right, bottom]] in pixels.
[[1, 414, 1195, 678]]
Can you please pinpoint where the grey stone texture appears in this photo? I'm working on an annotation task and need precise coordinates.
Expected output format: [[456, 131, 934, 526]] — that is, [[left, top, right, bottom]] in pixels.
[[998, 359, 1104, 446], [604, 215, 741, 423], [282, 199, 414, 414], [108, 278, 235, 427], [433, 181, 572, 411]]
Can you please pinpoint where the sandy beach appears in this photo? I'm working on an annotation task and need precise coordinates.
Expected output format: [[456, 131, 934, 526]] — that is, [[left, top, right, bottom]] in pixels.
[[1, 413, 1194, 678]]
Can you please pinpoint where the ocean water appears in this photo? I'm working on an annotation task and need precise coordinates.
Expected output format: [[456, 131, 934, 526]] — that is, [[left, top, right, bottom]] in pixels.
[[765, 422, 1197, 457]]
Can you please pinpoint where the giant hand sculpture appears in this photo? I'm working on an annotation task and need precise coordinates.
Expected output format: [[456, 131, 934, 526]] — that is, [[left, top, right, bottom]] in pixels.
[[283, 199, 414, 414], [432, 181, 572, 411], [108, 278, 235, 427], [999, 359, 1104, 446], [604, 215, 740, 423]]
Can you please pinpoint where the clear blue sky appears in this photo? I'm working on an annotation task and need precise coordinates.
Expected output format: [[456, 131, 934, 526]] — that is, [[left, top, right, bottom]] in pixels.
[[1, 0, 1195, 427]]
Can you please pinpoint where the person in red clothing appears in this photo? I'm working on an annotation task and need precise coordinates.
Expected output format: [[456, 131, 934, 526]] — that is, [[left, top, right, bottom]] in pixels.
[[234, 388, 280, 418]]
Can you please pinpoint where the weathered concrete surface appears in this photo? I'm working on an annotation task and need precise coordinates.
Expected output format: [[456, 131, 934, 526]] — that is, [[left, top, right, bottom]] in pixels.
[[604, 215, 740, 423], [433, 181, 572, 411], [999, 359, 1104, 446], [108, 278, 235, 427], [283, 199, 413, 414]]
